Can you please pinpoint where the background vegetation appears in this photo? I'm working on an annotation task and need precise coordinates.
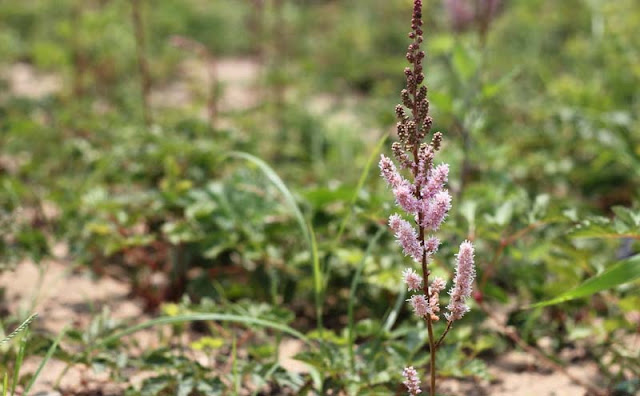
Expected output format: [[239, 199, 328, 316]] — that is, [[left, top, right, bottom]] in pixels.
[[0, 0, 638, 394]]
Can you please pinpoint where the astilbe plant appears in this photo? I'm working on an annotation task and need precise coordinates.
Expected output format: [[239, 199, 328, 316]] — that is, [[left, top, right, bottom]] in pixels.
[[379, 1, 476, 395]]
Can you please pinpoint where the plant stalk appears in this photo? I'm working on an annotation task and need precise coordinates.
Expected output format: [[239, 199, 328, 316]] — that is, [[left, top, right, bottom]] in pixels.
[[131, 0, 152, 126]]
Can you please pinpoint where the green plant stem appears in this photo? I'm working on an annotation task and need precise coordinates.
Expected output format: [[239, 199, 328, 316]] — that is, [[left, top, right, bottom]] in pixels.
[[347, 228, 384, 373], [130, 0, 151, 126]]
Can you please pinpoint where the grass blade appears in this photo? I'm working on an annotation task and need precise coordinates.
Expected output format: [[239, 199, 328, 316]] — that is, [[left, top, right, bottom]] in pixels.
[[10, 331, 28, 396], [95, 313, 311, 348], [227, 151, 324, 330], [347, 228, 384, 373], [24, 326, 67, 394], [228, 151, 309, 243], [528, 254, 640, 308], [335, 133, 388, 243]]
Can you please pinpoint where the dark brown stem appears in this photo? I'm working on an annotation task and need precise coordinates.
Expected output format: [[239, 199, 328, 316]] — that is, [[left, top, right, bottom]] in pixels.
[[131, 0, 152, 126], [408, 38, 438, 396], [426, 315, 436, 395], [435, 321, 453, 349]]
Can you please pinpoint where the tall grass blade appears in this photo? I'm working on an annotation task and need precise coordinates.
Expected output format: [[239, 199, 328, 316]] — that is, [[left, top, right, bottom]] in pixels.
[[347, 228, 384, 373], [228, 151, 324, 330], [95, 313, 311, 348], [24, 326, 67, 394], [10, 332, 28, 396], [529, 254, 640, 308]]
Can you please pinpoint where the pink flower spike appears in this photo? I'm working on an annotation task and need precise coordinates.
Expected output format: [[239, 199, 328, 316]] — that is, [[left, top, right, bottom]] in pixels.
[[430, 277, 446, 293], [422, 190, 451, 230], [389, 214, 424, 262], [408, 294, 431, 318], [422, 163, 449, 200], [445, 240, 476, 322], [379, 155, 402, 189], [425, 236, 440, 253], [402, 366, 422, 395], [393, 182, 419, 214], [402, 268, 423, 291]]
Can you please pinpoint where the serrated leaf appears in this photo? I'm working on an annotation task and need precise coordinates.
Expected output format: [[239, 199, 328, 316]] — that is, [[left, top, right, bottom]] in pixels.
[[528, 254, 640, 308]]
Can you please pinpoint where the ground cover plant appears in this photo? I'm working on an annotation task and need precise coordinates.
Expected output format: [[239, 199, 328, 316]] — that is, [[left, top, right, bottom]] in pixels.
[[0, 0, 639, 395]]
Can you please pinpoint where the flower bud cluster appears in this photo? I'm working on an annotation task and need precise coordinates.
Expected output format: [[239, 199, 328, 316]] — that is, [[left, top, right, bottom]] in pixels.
[[395, 0, 433, 152]]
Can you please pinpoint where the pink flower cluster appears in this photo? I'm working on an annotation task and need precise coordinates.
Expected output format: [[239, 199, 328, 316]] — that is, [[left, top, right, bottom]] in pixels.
[[381, 143, 477, 323], [445, 241, 476, 321], [402, 366, 422, 395], [402, 268, 423, 291], [381, 153, 451, 232], [407, 276, 447, 320]]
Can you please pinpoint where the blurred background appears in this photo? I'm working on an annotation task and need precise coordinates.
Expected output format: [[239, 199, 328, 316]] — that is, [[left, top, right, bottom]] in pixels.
[[0, 0, 638, 394]]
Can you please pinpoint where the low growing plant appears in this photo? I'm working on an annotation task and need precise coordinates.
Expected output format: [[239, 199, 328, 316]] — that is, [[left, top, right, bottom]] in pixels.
[[378, 1, 476, 394]]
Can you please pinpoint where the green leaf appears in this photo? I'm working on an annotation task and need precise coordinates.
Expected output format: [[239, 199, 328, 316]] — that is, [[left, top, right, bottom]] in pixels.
[[569, 207, 640, 239], [528, 254, 640, 308], [481, 67, 521, 100], [452, 43, 477, 83]]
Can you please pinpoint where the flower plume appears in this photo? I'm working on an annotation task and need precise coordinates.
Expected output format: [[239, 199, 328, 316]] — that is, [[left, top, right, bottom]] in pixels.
[[380, 1, 478, 393], [445, 241, 476, 322], [402, 366, 422, 395]]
